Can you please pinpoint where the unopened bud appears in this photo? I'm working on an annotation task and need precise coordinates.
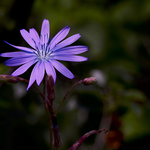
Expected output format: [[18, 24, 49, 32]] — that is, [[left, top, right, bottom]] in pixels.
[[82, 77, 97, 85], [46, 75, 55, 101], [0, 75, 19, 83]]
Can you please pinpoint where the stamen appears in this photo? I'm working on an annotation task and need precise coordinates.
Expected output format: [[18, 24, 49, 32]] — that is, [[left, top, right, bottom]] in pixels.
[[33, 34, 53, 61], [32, 38, 39, 50]]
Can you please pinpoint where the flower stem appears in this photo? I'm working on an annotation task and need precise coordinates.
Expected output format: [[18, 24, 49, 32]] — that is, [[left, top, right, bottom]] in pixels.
[[69, 129, 108, 150], [43, 76, 46, 96], [43, 77, 53, 150], [19, 76, 54, 149], [55, 80, 83, 115], [18, 77, 46, 99]]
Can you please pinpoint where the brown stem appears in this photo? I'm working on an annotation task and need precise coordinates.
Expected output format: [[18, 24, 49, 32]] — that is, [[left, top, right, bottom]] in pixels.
[[55, 80, 83, 115], [42, 78, 53, 150], [68, 129, 108, 150], [20, 76, 53, 149]]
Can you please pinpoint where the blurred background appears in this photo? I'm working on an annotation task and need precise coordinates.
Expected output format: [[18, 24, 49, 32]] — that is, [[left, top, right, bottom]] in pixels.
[[1, 0, 150, 149]]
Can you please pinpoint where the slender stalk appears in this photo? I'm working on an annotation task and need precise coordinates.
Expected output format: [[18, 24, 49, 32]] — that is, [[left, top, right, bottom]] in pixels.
[[43, 78, 53, 150], [19, 76, 53, 149], [69, 129, 108, 150], [18, 77, 45, 98], [55, 80, 83, 115], [43, 99, 53, 150], [43, 76, 46, 97]]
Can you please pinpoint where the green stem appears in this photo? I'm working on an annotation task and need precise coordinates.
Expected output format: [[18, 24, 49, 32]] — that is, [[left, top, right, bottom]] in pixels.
[[55, 80, 83, 115]]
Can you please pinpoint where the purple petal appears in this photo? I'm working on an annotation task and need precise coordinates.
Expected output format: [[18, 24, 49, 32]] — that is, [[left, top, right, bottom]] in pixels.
[[53, 55, 88, 62], [5, 56, 37, 66], [29, 28, 40, 49], [4, 41, 34, 53], [27, 62, 39, 90], [36, 61, 45, 85], [20, 29, 36, 49], [49, 26, 70, 50], [53, 46, 88, 55], [1, 51, 34, 58], [51, 60, 74, 79], [54, 34, 81, 51], [45, 61, 56, 82], [12, 59, 37, 76], [40, 19, 50, 45]]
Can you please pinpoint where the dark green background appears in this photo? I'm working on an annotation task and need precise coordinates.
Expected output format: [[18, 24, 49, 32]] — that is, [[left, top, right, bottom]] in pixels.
[[1, 0, 150, 149]]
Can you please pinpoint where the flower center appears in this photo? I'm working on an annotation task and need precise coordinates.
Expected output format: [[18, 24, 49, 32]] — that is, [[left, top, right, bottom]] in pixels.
[[35, 46, 53, 61], [39, 50, 46, 60]]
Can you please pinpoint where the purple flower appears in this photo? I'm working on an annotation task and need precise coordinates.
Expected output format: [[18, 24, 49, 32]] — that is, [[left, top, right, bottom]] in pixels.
[[0, 19, 88, 90]]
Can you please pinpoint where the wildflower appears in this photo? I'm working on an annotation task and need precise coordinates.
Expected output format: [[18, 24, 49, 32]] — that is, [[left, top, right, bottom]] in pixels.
[[0, 19, 88, 90]]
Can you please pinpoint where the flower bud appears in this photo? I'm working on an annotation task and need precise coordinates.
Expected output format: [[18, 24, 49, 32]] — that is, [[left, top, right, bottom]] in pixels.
[[0, 75, 19, 83], [82, 77, 97, 85], [46, 75, 55, 101]]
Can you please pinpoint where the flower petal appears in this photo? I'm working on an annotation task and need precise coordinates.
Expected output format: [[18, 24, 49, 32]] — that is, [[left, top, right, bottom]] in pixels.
[[45, 61, 56, 82], [4, 41, 34, 53], [53, 55, 88, 62], [51, 60, 74, 79], [36, 61, 45, 85], [20, 29, 37, 49], [54, 34, 81, 51], [1, 51, 35, 58], [12, 59, 37, 76], [27, 62, 39, 90], [29, 28, 40, 49], [40, 19, 50, 45], [49, 26, 70, 50], [54, 46, 88, 55], [5, 56, 37, 66]]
